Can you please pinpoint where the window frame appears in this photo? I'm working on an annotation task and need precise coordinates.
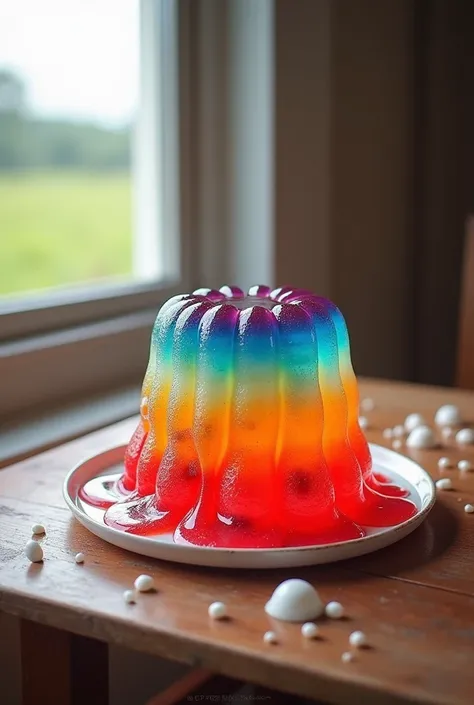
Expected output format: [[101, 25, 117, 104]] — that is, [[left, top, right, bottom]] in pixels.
[[0, 0, 193, 424]]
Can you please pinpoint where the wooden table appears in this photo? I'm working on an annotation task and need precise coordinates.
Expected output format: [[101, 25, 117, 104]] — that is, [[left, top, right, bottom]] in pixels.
[[1, 379, 474, 705]]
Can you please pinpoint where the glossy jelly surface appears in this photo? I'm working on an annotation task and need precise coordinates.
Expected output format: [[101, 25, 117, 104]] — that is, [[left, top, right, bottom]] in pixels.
[[79, 285, 416, 547]]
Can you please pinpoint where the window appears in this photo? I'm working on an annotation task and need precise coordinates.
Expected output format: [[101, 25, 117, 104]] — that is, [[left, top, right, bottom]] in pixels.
[[0, 0, 275, 464], [0, 0, 188, 448], [0, 0, 140, 298]]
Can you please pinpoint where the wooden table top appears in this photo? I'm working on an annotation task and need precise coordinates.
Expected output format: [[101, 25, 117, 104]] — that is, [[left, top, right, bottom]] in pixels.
[[1, 378, 474, 705]]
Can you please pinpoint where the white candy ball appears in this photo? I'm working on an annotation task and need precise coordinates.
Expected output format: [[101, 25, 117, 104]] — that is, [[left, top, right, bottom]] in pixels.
[[360, 398, 375, 412], [263, 631, 278, 645], [458, 460, 472, 473], [31, 523, 45, 535], [406, 425, 436, 450], [442, 427, 454, 440], [438, 457, 451, 470], [208, 601, 227, 620], [404, 413, 425, 433], [25, 540, 43, 563], [383, 428, 393, 439], [349, 630, 367, 648], [436, 478, 452, 491], [301, 622, 319, 639], [74, 552, 85, 564], [392, 439, 402, 450], [359, 416, 369, 430], [325, 601, 344, 619], [123, 590, 136, 604], [341, 651, 354, 663], [464, 504, 474, 514], [392, 425, 405, 438], [435, 404, 461, 427], [134, 574, 155, 593], [456, 428, 474, 445]]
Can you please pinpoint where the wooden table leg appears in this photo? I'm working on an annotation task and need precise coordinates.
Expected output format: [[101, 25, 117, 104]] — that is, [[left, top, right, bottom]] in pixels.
[[20, 619, 108, 705]]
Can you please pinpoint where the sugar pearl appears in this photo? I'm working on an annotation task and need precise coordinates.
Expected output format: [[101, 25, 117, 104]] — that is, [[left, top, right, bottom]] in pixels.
[[341, 651, 354, 663], [208, 601, 227, 620], [406, 425, 436, 450], [349, 630, 367, 648], [442, 427, 454, 440], [301, 622, 319, 639], [325, 601, 344, 619], [456, 428, 474, 445], [404, 413, 426, 433], [458, 460, 472, 473], [392, 439, 402, 450], [263, 631, 278, 645], [31, 523, 45, 535], [383, 428, 393, 439], [435, 404, 462, 427], [74, 552, 85, 564], [123, 590, 136, 604], [392, 425, 405, 438], [134, 574, 155, 592], [464, 504, 474, 514], [438, 457, 451, 470], [361, 398, 375, 412], [25, 540, 43, 563], [436, 478, 452, 491], [359, 416, 369, 430]]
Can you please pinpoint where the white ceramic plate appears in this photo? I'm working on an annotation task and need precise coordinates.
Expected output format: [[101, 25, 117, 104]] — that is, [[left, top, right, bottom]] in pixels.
[[63, 444, 435, 569]]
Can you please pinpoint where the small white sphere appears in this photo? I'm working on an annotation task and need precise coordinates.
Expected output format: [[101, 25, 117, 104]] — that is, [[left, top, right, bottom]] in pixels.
[[392, 439, 402, 450], [349, 630, 367, 648], [404, 413, 425, 433], [263, 630, 278, 645], [442, 426, 454, 440], [301, 622, 319, 639], [438, 457, 451, 470], [325, 601, 344, 619], [360, 398, 375, 412], [435, 404, 462, 427], [382, 428, 393, 440], [456, 428, 474, 445], [464, 504, 474, 514], [208, 601, 227, 620], [123, 590, 136, 604], [134, 574, 155, 593], [406, 425, 436, 450], [74, 552, 85, 564], [25, 540, 43, 563], [392, 425, 405, 438], [436, 478, 452, 491], [31, 523, 45, 535], [341, 651, 354, 663], [359, 416, 369, 430], [458, 460, 472, 473]]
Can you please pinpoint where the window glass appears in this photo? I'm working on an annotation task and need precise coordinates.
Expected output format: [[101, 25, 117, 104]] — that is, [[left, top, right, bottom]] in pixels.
[[0, 0, 139, 298]]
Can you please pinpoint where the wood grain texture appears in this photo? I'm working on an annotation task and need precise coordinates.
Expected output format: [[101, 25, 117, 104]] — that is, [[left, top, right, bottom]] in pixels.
[[1, 380, 474, 705]]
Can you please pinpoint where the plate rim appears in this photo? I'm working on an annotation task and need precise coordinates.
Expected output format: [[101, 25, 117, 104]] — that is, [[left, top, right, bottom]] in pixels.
[[63, 443, 436, 565]]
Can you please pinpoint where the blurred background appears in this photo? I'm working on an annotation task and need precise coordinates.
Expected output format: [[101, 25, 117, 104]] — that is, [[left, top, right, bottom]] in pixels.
[[1, 0, 473, 437]]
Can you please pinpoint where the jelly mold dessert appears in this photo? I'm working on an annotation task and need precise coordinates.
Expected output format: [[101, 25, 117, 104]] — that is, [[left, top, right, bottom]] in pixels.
[[79, 285, 416, 548]]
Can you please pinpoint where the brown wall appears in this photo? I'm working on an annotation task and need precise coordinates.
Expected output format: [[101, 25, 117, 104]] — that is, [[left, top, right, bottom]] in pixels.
[[274, 0, 470, 385]]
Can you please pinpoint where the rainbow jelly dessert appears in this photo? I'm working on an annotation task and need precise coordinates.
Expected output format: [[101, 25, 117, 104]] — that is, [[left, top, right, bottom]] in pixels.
[[80, 285, 416, 548]]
